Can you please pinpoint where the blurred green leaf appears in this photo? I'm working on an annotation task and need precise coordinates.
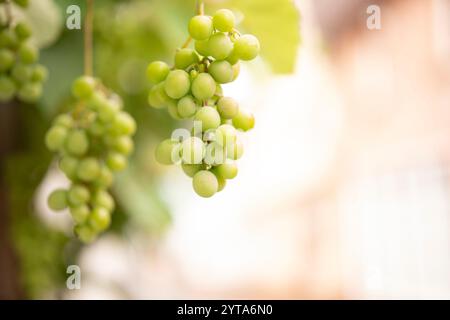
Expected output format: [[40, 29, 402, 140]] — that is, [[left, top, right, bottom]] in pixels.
[[222, 0, 301, 74]]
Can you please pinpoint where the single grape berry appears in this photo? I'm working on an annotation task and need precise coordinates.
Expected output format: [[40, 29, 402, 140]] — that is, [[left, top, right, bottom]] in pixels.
[[155, 139, 181, 165], [191, 73, 216, 101], [194, 106, 221, 131], [188, 15, 213, 40], [72, 76, 96, 99], [213, 9, 235, 32], [164, 70, 191, 99], [234, 35, 260, 61], [175, 48, 199, 70], [215, 161, 238, 179], [232, 108, 255, 131], [45, 125, 68, 151], [208, 60, 233, 84], [192, 170, 219, 198], [182, 163, 204, 178], [207, 33, 233, 60], [146, 61, 170, 84], [217, 97, 239, 119], [48, 189, 68, 211], [181, 136, 205, 164]]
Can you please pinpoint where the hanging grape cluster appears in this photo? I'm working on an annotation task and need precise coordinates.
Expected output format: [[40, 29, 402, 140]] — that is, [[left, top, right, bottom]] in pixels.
[[45, 76, 136, 243], [147, 8, 258, 198], [0, 0, 47, 103]]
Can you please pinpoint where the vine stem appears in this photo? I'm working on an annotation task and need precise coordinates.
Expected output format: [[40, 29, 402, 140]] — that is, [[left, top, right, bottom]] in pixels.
[[4, 0, 13, 27], [84, 0, 94, 77], [181, 36, 192, 49]]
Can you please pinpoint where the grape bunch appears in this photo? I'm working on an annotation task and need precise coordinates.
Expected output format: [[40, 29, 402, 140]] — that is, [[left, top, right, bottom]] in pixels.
[[0, 0, 47, 103], [147, 8, 258, 198], [45, 76, 136, 242]]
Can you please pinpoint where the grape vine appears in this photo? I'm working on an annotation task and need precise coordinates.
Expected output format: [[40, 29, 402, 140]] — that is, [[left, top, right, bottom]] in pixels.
[[45, 0, 136, 243], [147, 2, 258, 198], [0, 0, 47, 103]]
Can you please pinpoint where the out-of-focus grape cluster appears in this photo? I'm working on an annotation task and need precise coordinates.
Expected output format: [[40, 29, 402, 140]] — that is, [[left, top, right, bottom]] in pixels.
[[45, 76, 136, 242], [0, 0, 47, 103], [147, 8, 258, 198]]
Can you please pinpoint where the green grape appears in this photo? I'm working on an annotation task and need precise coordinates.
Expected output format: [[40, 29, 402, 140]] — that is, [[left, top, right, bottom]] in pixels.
[[97, 98, 120, 123], [88, 120, 105, 136], [216, 174, 226, 192], [70, 205, 90, 224], [177, 95, 198, 118], [106, 152, 127, 172], [164, 70, 191, 99], [188, 15, 213, 40], [195, 40, 210, 57], [72, 76, 96, 99], [31, 64, 48, 82], [110, 112, 137, 136], [77, 157, 101, 182], [167, 100, 182, 120], [175, 48, 199, 70], [234, 35, 260, 61], [146, 61, 170, 84], [47, 189, 68, 211], [59, 156, 79, 179], [181, 136, 205, 164], [65, 129, 89, 156], [217, 97, 239, 119], [226, 139, 244, 160], [207, 33, 233, 60], [226, 48, 240, 65], [89, 207, 111, 232], [232, 108, 255, 131], [113, 136, 134, 155], [45, 126, 67, 151], [191, 73, 216, 101], [213, 9, 235, 32], [0, 75, 16, 101], [93, 190, 115, 212], [0, 30, 17, 48], [204, 142, 226, 166], [194, 106, 221, 131], [14, 22, 32, 40], [17, 82, 42, 103], [148, 82, 171, 109], [215, 124, 237, 147], [54, 114, 73, 128], [74, 225, 97, 243], [0, 49, 14, 72], [192, 170, 218, 198], [182, 163, 204, 178], [96, 166, 114, 188], [208, 60, 233, 84], [18, 42, 38, 64], [11, 63, 32, 83], [155, 139, 181, 165], [68, 184, 90, 207], [215, 161, 238, 179]]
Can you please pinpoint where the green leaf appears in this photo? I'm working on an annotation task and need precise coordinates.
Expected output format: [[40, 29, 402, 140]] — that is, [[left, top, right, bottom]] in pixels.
[[219, 0, 301, 74]]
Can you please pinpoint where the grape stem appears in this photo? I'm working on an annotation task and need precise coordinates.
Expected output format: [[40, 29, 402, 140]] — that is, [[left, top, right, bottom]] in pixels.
[[181, 36, 192, 49], [196, 0, 205, 15], [84, 0, 94, 77]]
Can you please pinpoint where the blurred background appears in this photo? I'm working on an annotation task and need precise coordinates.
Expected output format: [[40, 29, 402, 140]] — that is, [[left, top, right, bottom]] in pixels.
[[1, 0, 450, 299]]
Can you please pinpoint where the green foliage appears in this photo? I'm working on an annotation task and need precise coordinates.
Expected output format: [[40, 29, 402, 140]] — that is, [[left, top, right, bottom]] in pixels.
[[219, 0, 301, 73]]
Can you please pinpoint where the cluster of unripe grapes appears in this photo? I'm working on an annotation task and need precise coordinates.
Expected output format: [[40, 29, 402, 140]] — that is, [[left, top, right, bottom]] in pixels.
[[45, 76, 136, 242], [0, 0, 47, 103], [147, 8, 258, 198]]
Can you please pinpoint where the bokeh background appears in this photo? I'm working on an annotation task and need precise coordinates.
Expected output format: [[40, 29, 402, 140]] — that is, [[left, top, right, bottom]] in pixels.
[[1, 0, 450, 299]]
